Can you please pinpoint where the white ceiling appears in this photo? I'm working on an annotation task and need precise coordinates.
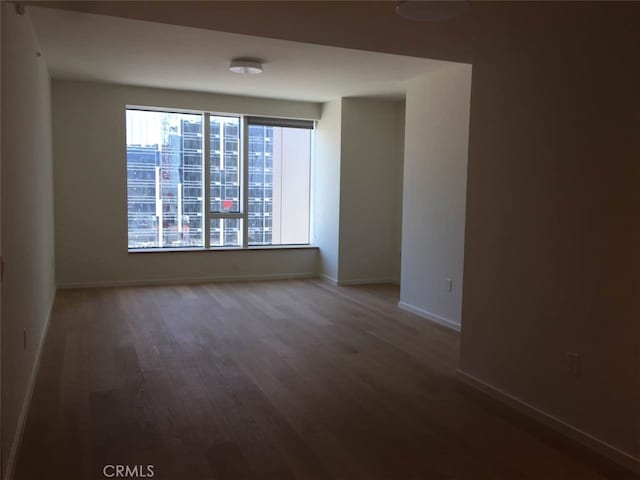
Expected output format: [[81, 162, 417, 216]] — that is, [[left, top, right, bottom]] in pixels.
[[29, 6, 453, 103]]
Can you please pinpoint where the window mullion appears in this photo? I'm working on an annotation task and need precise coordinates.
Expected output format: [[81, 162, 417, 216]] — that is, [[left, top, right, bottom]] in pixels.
[[242, 115, 249, 248], [210, 212, 243, 219], [204, 112, 211, 249]]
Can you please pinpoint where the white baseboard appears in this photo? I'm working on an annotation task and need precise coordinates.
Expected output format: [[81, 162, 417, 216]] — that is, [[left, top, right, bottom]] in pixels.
[[337, 277, 395, 286], [456, 370, 640, 475], [397, 301, 461, 333], [5, 291, 56, 480], [318, 274, 338, 284], [57, 272, 316, 289]]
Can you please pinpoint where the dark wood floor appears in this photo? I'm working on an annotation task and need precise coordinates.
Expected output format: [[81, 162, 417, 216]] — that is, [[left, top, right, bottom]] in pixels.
[[15, 280, 636, 479]]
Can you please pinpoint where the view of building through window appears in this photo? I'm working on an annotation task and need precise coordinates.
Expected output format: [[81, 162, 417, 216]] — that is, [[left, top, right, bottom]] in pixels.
[[126, 110, 204, 249], [126, 108, 311, 250], [210, 116, 242, 247], [248, 123, 311, 246]]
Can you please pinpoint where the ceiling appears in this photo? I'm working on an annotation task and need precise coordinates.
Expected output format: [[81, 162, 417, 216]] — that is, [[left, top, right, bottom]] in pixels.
[[29, 6, 456, 103]]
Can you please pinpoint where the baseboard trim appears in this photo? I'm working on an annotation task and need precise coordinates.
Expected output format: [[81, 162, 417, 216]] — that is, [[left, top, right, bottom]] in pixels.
[[456, 369, 640, 475], [5, 290, 56, 480], [337, 277, 395, 286], [397, 301, 461, 333], [318, 274, 338, 285], [57, 272, 316, 289]]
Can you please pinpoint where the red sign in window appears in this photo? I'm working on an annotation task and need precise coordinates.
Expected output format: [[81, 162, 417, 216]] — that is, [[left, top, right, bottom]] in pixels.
[[223, 199, 233, 210]]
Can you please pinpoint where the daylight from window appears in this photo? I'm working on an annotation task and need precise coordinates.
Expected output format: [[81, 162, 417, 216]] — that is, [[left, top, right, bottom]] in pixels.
[[210, 115, 242, 247], [127, 110, 204, 249], [126, 109, 311, 250], [247, 123, 311, 246]]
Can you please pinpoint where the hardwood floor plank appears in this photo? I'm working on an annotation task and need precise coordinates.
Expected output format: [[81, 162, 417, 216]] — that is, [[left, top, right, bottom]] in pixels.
[[13, 279, 636, 480]]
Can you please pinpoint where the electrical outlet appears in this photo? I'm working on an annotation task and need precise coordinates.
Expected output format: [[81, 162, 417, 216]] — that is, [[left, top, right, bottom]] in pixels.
[[567, 352, 580, 377], [446, 278, 453, 293]]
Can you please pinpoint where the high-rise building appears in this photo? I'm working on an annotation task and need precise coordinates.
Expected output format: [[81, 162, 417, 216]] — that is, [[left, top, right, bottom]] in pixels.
[[127, 115, 204, 248], [127, 112, 308, 249], [210, 117, 241, 247], [248, 124, 274, 245], [127, 144, 159, 247]]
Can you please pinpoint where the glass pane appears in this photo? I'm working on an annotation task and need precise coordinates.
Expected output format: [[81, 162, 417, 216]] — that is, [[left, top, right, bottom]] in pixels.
[[127, 109, 204, 249], [210, 116, 240, 213], [247, 124, 311, 246], [210, 218, 242, 248]]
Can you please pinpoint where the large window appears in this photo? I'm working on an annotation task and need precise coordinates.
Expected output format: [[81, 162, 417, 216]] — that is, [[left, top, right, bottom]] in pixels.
[[126, 108, 312, 250], [247, 118, 312, 246]]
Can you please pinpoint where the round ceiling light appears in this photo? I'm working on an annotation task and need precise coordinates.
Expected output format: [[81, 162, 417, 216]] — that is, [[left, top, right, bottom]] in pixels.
[[229, 58, 263, 75], [396, 1, 470, 21]]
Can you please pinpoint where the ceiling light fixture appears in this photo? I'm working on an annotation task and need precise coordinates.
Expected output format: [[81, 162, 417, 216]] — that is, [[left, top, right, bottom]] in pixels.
[[229, 58, 263, 75], [396, 1, 470, 22]]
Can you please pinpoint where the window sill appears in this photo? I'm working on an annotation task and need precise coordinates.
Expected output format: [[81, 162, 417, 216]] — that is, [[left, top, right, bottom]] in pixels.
[[128, 245, 319, 254]]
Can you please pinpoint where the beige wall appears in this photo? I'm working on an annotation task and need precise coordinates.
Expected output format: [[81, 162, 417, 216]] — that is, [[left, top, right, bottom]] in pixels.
[[339, 97, 405, 284], [0, 3, 3, 472], [459, 9, 640, 463], [399, 65, 472, 329], [11, 2, 640, 469], [127, 2, 640, 465], [314, 97, 405, 285], [1, 4, 56, 477], [312, 99, 342, 281], [392, 105, 405, 284], [52, 80, 319, 287]]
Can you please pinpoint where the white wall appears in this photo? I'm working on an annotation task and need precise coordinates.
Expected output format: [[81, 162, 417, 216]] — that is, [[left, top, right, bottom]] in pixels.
[[399, 64, 472, 330], [1, 4, 56, 477], [338, 97, 404, 284], [52, 80, 319, 287], [312, 99, 342, 282]]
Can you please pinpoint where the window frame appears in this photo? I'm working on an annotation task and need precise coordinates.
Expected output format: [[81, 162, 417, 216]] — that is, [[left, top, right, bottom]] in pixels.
[[126, 105, 314, 252]]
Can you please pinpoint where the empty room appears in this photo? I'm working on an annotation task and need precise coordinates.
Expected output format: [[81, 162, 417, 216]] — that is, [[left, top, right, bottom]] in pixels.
[[2, 1, 639, 479]]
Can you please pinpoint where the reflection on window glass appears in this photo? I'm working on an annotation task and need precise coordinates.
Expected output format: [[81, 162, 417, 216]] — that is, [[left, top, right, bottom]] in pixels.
[[247, 125, 311, 246], [126, 109, 204, 249]]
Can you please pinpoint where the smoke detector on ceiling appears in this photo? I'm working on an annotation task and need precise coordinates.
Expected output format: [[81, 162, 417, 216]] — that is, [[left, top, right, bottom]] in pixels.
[[229, 58, 263, 75], [396, 1, 470, 21]]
